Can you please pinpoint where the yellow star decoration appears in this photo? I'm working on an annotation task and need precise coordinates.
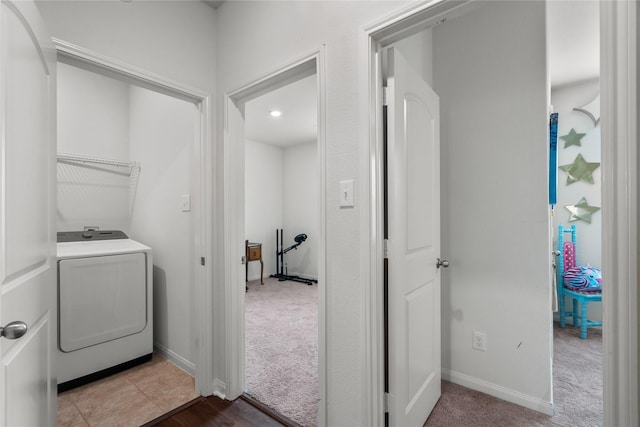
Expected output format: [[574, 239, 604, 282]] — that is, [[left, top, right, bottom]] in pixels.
[[559, 153, 600, 185], [560, 128, 586, 148], [565, 197, 600, 223]]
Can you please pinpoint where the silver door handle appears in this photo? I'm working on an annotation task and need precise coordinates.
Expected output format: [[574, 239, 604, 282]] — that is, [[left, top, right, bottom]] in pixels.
[[1, 321, 27, 340], [436, 258, 449, 269]]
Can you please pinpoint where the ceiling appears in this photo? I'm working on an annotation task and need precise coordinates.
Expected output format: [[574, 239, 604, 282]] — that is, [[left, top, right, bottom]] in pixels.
[[547, 0, 600, 88], [240, 1, 599, 148], [245, 74, 317, 148]]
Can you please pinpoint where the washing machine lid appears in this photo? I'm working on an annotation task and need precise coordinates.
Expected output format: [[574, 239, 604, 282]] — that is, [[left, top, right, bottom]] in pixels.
[[57, 238, 151, 259]]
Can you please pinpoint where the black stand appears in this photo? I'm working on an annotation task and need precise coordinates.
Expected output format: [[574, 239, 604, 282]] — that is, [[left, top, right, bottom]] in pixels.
[[270, 229, 317, 286]]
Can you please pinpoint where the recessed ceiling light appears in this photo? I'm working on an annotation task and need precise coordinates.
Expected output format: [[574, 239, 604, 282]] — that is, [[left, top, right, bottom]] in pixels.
[[270, 110, 282, 118]]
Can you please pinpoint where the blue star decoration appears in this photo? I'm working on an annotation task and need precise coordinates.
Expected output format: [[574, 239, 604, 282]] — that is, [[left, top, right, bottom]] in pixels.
[[560, 128, 586, 148], [565, 197, 600, 223], [559, 153, 600, 185]]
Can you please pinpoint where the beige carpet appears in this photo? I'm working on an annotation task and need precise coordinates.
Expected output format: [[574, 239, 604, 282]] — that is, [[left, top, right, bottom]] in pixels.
[[246, 278, 601, 427], [425, 323, 603, 426], [245, 277, 319, 427]]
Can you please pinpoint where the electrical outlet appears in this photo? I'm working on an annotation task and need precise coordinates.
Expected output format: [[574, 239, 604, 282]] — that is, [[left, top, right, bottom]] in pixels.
[[473, 331, 487, 352]]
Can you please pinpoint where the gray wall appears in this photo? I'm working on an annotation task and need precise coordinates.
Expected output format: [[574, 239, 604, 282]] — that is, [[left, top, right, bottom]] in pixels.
[[434, 1, 552, 409]]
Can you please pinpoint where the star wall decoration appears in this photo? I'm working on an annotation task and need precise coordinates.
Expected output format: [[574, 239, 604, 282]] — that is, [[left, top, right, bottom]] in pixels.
[[559, 153, 600, 185], [565, 197, 600, 223], [560, 128, 586, 148]]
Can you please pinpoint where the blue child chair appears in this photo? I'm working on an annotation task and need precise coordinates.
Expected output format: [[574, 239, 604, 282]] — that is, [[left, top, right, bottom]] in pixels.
[[556, 224, 602, 339]]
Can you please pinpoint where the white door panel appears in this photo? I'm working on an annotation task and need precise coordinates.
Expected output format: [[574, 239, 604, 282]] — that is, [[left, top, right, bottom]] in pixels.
[[387, 47, 441, 427], [0, 1, 56, 426]]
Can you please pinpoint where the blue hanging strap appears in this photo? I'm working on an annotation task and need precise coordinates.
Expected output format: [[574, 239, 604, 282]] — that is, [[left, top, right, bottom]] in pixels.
[[549, 113, 558, 206]]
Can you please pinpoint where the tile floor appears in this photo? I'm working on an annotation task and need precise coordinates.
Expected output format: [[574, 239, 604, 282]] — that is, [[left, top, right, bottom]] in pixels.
[[57, 354, 199, 427]]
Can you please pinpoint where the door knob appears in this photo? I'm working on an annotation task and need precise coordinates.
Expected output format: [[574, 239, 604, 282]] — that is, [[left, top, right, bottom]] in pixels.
[[1, 321, 28, 340], [436, 258, 449, 269]]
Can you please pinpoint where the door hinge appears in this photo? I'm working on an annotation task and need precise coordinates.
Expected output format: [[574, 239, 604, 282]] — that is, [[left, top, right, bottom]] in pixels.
[[384, 239, 389, 259], [200, 257, 205, 266], [383, 86, 389, 106], [241, 255, 246, 265], [384, 392, 390, 413]]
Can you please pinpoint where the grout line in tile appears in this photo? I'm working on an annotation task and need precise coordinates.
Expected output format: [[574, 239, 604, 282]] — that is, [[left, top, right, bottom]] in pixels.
[[69, 397, 91, 427], [77, 404, 90, 426], [130, 376, 154, 401]]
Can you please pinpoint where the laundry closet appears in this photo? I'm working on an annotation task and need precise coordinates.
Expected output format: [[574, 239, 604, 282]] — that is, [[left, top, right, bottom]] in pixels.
[[56, 61, 199, 387]]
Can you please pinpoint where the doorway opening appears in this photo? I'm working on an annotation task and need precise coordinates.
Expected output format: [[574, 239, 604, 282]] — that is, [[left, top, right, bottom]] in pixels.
[[243, 73, 319, 426], [365, 1, 557, 424], [548, 1, 603, 424], [54, 42, 212, 425], [364, 0, 636, 425], [223, 52, 326, 427]]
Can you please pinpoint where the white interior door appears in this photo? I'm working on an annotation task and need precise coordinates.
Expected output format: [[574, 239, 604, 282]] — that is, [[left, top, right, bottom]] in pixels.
[[0, 1, 57, 426], [386, 47, 441, 427]]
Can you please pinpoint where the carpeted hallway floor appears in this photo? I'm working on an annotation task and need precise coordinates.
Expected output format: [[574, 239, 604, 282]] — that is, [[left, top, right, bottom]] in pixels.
[[246, 277, 602, 427], [245, 277, 319, 427], [425, 323, 602, 426]]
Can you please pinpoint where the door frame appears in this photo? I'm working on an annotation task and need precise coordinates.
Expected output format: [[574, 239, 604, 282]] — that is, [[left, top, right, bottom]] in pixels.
[[52, 39, 215, 396], [361, 0, 638, 425], [222, 47, 327, 425], [360, 3, 471, 424], [600, 1, 638, 425]]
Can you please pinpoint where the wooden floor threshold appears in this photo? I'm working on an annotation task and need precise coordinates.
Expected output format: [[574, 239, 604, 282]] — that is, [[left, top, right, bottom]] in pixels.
[[142, 393, 298, 426], [142, 396, 206, 426], [240, 393, 302, 427]]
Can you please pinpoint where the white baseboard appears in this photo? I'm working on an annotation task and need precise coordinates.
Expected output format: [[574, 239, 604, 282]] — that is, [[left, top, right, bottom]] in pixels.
[[442, 368, 553, 415], [213, 378, 227, 399], [153, 342, 195, 376]]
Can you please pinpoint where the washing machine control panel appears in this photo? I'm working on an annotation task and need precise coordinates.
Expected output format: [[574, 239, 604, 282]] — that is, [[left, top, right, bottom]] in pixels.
[[57, 230, 129, 243]]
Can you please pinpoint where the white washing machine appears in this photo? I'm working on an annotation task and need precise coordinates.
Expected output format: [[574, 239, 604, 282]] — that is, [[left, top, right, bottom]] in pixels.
[[56, 230, 152, 391]]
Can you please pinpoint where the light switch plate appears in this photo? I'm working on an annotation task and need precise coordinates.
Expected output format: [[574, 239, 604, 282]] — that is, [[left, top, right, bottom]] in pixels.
[[181, 194, 191, 212], [339, 180, 354, 207]]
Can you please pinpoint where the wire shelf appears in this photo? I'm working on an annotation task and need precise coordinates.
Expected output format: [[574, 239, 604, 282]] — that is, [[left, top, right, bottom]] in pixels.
[[56, 153, 141, 223]]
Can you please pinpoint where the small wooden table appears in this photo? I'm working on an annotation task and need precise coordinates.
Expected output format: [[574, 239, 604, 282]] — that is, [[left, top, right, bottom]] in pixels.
[[245, 240, 263, 285]]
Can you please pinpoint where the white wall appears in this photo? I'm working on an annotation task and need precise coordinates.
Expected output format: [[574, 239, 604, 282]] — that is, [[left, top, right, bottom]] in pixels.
[[57, 63, 130, 159], [217, 0, 550, 419], [57, 62, 131, 232], [433, 1, 552, 411], [36, 1, 216, 94], [128, 86, 197, 370], [551, 79, 602, 322], [283, 141, 318, 279], [216, 2, 412, 422], [245, 139, 318, 281], [46, 0, 555, 419], [56, 62, 199, 371], [38, 0, 216, 377], [245, 139, 283, 279], [393, 28, 434, 86]]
